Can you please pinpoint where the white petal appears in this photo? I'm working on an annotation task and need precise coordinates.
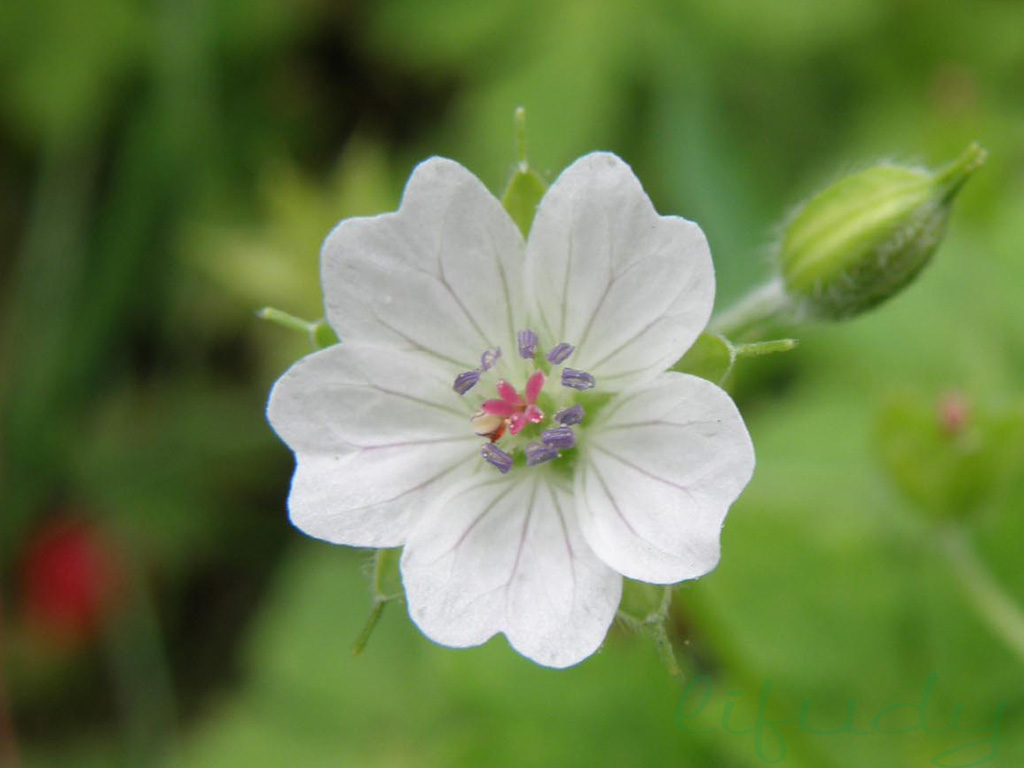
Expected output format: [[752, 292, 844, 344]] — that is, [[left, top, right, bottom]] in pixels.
[[526, 152, 714, 390], [401, 473, 622, 668], [267, 344, 479, 547], [321, 157, 526, 370], [576, 372, 755, 583]]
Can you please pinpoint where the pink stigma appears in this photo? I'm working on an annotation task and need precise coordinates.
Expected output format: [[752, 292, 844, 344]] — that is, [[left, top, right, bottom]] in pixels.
[[525, 371, 545, 403], [481, 374, 546, 436], [496, 380, 523, 407]]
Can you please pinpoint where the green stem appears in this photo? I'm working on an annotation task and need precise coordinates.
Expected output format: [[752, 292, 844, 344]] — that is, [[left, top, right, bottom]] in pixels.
[[256, 307, 315, 335], [647, 619, 682, 678], [708, 278, 792, 340], [615, 586, 681, 677], [646, 586, 681, 677], [352, 549, 402, 656], [351, 600, 388, 657], [939, 527, 1024, 664], [102, 569, 178, 767]]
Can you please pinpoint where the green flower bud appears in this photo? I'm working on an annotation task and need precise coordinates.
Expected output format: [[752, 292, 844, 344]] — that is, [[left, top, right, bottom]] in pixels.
[[780, 143, 986, 320], [875, 391, 1024, 523]]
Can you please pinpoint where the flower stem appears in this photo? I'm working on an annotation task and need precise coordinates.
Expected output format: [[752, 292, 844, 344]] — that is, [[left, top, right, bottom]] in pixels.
[[648, 619, 682, 678], [352, 549, 403, 656], [102, 567, 178, 767], [615, 585, 682, 677], [939, 527, 1024, 664], [351, 600, 389, 657], [708, 278, 792, 340], [645, 586, 682, 677]]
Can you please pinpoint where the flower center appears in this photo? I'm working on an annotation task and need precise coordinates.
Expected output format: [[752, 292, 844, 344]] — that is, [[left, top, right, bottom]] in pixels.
[[451, 329, 596, 473]]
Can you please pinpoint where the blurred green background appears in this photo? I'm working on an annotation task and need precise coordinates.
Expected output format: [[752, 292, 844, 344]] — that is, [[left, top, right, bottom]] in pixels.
[[2, 0, 1024, 766]]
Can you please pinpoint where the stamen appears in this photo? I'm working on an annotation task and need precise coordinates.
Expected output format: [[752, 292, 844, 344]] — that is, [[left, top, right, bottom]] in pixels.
[[480, 347, 501, 371], [517, 330, 538, 359], [481, 444, 514, 474], [453, 370, 480, 395], [554, 404, 585, 425], [524, 442, 559, 466], [541, 426, 575, 451], [547, 343, 575, 365], [472, 411, 504, 437], [561, 368, 596, 391]]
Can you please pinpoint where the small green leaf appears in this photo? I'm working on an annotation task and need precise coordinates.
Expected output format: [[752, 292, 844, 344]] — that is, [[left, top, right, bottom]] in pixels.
[[618, 579, 668, 624], [734, 337, 798, 359], [500, 107, 547, 237], [617, 582, 681, 678], [501, 168, 547, 238], [674, 333, 798, 385], [257, 307, 339, 350], [672, 333, 735, 383], [372, 547, 403, 600], [310, 319, 339, 349]]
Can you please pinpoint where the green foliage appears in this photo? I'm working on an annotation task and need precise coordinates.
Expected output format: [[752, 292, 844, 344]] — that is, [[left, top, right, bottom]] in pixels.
[[876, 393, 1024, 521], [5, 0, 1024, 766], [177, 546, 728, 768]]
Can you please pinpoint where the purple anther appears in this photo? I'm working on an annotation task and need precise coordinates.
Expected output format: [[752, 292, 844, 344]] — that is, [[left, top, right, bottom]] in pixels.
[[524, 441, 559, 466], [453, 370, 480, 395], [541, 426, 575, 451], [481, 444, 514, 474], [546, 343, 575, 365], [561, 368, 596, 391], [554, 404, 585, 426], [517, 330, 538, 359], [480, 347, 502, 371]]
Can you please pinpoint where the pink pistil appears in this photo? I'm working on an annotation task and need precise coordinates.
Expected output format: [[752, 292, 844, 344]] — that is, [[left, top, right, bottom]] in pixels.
[[496, 380, 523, 407], [485, 375, 546, 436], [481, 399, 517, 417], [510, 404, 544, 434], [525, 371, 545, 404]]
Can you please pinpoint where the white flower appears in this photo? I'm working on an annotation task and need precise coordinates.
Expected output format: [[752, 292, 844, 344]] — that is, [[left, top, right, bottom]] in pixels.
[[267, 153, 755, 668]]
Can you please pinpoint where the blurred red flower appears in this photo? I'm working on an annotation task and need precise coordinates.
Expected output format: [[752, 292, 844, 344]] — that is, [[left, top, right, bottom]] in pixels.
[[21, 518, 123, 648]]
